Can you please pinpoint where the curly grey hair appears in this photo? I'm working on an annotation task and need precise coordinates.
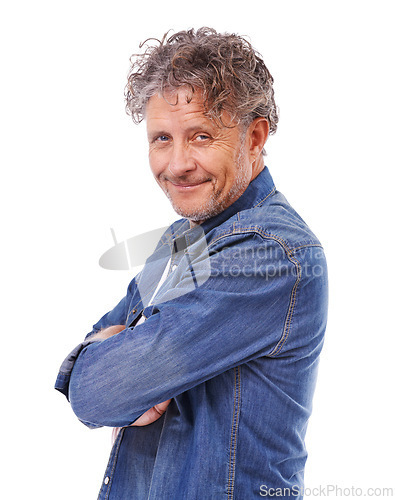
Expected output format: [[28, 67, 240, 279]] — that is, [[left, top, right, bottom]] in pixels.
[[125, 28, 278, 152]]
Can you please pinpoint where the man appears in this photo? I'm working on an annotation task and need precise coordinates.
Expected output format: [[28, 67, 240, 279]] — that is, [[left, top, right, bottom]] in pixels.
[[55, 28, 328, 499]]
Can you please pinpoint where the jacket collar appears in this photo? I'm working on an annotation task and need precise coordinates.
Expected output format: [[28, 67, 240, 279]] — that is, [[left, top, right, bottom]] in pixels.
[[169, 166, 276, 250]]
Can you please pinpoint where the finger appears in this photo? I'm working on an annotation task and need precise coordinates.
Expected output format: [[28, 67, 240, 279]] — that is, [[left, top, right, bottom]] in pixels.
[[131, 399, 172, 427], [154, 399, 171, 414]]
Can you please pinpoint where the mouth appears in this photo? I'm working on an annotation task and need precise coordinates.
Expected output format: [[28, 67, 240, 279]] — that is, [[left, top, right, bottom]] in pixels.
[[167, 179, 211, 191]]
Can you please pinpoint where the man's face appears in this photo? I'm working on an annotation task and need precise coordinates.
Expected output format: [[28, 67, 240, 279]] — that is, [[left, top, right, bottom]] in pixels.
[[145, 88, 255, 223]]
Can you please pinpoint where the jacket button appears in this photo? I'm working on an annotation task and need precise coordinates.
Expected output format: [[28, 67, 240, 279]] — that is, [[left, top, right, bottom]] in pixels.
[[132, 309, 137, 314], [104, 477, 110, 485]]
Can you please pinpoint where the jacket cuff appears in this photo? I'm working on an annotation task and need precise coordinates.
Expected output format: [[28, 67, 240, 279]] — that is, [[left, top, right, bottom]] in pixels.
[[54, 339, 99, 400]]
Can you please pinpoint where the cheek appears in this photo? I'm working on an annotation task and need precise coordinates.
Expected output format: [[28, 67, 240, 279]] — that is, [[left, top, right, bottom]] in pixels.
[[207, 151, 238, 181], [194, 148, 233, 176], [148, 151, 165, 177]]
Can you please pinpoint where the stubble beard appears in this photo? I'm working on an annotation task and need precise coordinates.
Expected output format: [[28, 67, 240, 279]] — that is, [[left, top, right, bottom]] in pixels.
[[164, 143, 250, 223]]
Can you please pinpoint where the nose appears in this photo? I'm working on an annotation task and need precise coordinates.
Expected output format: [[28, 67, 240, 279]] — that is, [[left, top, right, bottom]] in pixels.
[[168, 141, 196, 177]]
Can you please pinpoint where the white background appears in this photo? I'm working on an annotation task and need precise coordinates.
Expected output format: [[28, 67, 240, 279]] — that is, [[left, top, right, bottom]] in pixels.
[[1, 1, 394, 499]]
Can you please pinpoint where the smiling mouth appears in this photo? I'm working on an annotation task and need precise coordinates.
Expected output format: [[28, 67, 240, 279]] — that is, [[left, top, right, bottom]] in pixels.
[[168, 179, 211, 190]]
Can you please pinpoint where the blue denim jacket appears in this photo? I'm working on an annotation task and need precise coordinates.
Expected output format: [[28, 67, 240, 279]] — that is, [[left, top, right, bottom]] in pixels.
[[55, 167, 328, 500]]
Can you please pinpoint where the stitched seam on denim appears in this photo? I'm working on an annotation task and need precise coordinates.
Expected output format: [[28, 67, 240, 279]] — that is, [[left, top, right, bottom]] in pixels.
[[206, 228, 301, 357], [147, 410, 172, 500], [207, 230, 241, 251], [207, 227, 291, 255], [269, 252, 301, 356], [253, 186, 276, 208], [97, 428, 124, 499], [269, 244, 324, 354], [292, 243, 323, 251], [207, 227, 321, 260], [227, 365, 241, 500]]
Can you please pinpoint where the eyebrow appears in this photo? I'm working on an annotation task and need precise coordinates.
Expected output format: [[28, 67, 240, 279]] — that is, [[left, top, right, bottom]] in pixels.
[[147, 122, 218, 140]]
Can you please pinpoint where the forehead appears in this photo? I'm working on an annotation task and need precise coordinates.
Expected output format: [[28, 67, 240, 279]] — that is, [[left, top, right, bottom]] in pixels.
[[146, 88, 208, 123], [145, 87, 239, 137]]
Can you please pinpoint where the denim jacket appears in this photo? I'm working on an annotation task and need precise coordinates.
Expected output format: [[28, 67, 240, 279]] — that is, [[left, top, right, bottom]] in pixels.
[[55, 166, 328, 500]]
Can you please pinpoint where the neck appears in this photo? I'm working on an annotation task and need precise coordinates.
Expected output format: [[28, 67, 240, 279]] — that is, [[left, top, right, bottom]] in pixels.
[[251, 155, 265, 181]]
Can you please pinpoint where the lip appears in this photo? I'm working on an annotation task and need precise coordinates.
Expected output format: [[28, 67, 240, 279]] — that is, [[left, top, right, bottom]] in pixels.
[[168, 180, 209, 191]]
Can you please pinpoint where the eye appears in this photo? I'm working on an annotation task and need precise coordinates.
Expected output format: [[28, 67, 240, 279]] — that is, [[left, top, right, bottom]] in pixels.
[[156, 135, 170, 142], [195, 134, 211, 142]]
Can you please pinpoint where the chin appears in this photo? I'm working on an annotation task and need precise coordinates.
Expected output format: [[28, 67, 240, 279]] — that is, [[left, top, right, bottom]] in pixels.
[[171, 199, 224, 223]]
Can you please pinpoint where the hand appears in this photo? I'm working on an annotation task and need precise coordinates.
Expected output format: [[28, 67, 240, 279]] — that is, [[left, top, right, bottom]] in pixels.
[[131, 399, 172, 426], [112, 398, 171, 443], [89, 324, 126, 341]]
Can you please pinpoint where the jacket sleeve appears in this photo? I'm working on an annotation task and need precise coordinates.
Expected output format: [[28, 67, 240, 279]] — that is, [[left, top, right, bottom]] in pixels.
[[64, 231, 327, 429]]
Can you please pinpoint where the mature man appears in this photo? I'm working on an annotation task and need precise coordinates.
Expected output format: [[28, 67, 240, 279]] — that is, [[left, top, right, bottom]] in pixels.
[[55, 28, 328, 499]]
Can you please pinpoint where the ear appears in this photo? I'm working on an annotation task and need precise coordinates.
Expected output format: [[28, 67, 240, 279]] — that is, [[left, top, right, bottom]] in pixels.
[[246, 118, 270, 163]]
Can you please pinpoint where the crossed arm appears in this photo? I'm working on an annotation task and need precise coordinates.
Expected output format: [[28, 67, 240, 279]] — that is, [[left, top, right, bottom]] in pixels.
[[61, 234, 310, 429], [90, 324, 171, 426]]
